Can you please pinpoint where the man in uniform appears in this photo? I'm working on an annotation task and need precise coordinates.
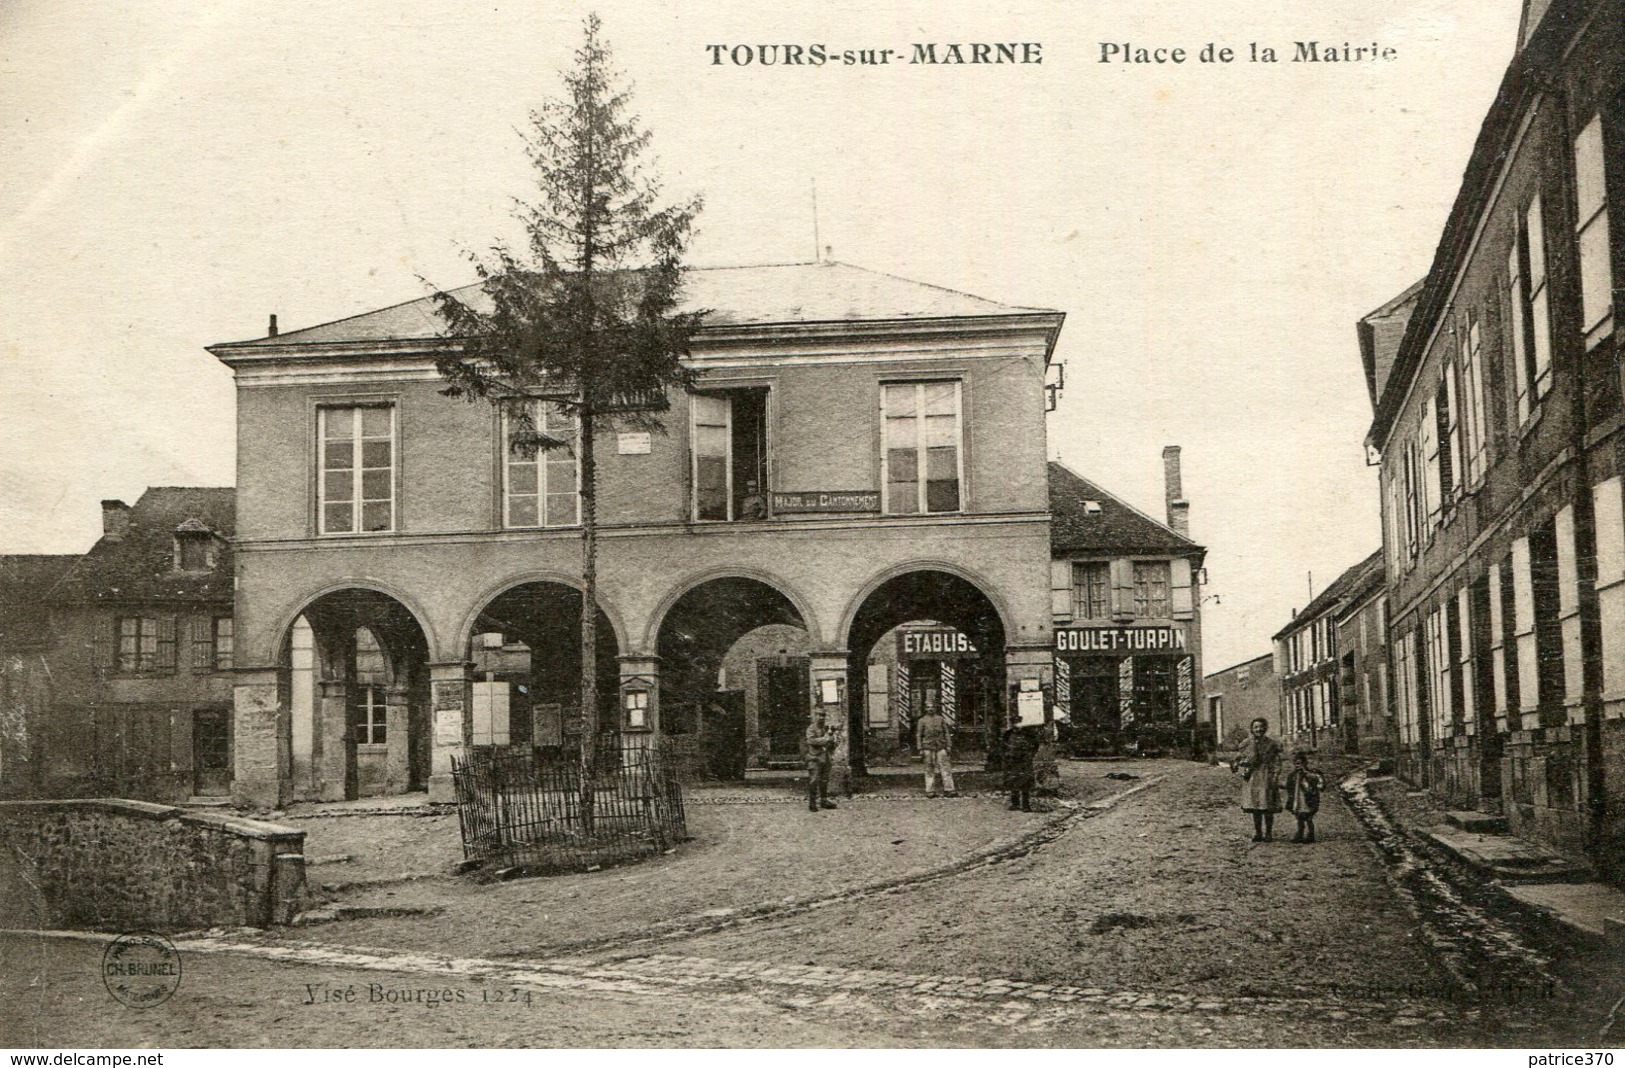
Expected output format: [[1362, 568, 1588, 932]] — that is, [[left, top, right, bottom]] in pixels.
[[804, 709, 838, 811], [915, 706, 957, 798]]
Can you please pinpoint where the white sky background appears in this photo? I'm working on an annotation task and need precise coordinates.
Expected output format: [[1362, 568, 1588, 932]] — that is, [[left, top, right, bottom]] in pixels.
[[0, 0, 1518, 671]]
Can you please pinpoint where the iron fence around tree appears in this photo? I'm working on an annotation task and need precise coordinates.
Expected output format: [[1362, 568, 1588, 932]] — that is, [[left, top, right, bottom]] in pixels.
[[450, 743, 688, 875]]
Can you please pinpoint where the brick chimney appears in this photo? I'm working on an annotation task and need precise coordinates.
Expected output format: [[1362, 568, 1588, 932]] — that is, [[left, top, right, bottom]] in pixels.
[[100, 499, 132, 542], [1162, 446, 1190, 539]]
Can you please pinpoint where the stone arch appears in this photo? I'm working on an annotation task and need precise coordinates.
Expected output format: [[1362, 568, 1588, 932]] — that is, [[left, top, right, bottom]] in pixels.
[[837, 559, 1014, 649], [643, 566, 822, 653], [262, 579, 439, 669], [453, 570, 629, 660]]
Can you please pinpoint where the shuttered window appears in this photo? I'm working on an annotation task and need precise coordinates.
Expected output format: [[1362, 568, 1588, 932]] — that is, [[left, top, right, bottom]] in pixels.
[[116, 616, 175, 674], [1072, 562, 1110, 620]]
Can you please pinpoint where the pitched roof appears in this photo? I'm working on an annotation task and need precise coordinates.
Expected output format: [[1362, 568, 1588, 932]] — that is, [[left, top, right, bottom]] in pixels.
[[0, 555, 77, 650], [213, 261, 1060, 350], [1368, 0, 1597, 448], [1357, 279, 1423, 411], [1049, 462, 1201, 556], [53, 488, 236, 605], [1272, 549, 1384, 641]]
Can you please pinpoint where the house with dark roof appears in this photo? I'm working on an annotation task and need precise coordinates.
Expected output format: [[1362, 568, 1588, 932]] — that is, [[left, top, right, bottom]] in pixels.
[[1047, 450, 1208, 755], [1365, 0, 1622, 879], [207, 260, 1067, 806], [0, 489, 236, 801], [1271, 550, 1386, 756]]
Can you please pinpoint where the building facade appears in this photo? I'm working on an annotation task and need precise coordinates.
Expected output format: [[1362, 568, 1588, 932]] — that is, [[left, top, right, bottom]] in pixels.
[[1202, 653, 1281, 752], [1047, 453, 1207, 755], [1272, 551, 1385, 757], [208, 262, 1066, 807], [1335, 561, 1393, 760], [1368, 0, 1623, 879], [0, 490, 236, 802]]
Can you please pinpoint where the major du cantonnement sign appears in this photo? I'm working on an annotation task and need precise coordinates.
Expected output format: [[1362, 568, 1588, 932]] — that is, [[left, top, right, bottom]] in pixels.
[[772, 490, 881, 514], [1055, 626, 1188, 653]]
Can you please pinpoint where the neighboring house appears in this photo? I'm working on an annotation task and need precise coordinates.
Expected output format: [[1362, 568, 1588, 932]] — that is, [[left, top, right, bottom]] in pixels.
[[1203, 654, 1280, 752], [207, 261, 1066, 806], [1271, 551, 1385, 757], [0, 490, 236, 802], [1366, 0, 1623, 879], [1335, 557, 1392, 760], [1047, 450, 1207, 755], [0, 554, 77, 795]]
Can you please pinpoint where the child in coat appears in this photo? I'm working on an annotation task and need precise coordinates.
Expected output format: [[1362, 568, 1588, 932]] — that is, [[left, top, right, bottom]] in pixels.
[[1284, 751, 1326, 843]]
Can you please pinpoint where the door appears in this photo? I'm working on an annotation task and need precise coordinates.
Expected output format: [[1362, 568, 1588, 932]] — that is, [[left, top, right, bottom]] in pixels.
[[906, 660, 943, 752], [759, 658, 810, 760], [1067, 657, 1122, 753], [706, 691, 748, 780], [192, 708, 231, 797]]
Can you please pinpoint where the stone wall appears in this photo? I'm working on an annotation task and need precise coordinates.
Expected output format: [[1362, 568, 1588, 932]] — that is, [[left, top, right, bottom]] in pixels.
[[0, 799, 306, 930]]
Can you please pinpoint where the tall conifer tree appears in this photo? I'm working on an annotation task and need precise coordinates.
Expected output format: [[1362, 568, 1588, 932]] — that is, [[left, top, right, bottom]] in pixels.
[[433, 14, 704, 817]]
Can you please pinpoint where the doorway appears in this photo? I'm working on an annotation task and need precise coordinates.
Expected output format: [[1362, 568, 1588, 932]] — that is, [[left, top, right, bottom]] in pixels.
[[192, 708, 231, 797], [759, 657, 810, 762]]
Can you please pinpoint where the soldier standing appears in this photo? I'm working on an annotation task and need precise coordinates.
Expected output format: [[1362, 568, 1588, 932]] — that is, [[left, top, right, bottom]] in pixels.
[[804, 709, 838, 812]]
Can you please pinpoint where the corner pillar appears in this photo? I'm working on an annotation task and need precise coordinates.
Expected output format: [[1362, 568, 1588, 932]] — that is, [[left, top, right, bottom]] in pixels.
[[428, 661, 471, 803], [231, 667, 288, 811], [316, 680, 349, 801], [617, 655, 661, 760], [809, 651, 852, 794], [1005, 644, 1055, 727]]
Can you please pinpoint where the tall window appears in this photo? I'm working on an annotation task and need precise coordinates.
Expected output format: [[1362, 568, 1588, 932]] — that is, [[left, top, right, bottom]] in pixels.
[[691, 390, 769, 521], [356, 684, 388, 745], [319, 404, 394, 534], [1574, 115, 1614, 348], [1437, 373, 1458, 505], [1072, 562, 1110, 620], [1510, 195, 1554, 424], [504, 401, 579, 528], [1132, 561, 1171, 617], [883, 381, 961, 515]]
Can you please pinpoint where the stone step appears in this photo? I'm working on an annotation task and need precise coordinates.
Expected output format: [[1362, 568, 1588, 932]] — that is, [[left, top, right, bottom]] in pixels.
[[1503, 882, 1625, 945], [1444, 809, 1508, 834], [1418, 824, 1592, 884]]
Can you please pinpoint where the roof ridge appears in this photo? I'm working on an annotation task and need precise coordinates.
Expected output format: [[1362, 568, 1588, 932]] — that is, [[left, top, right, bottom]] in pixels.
[[836, 261, 1043, 313]]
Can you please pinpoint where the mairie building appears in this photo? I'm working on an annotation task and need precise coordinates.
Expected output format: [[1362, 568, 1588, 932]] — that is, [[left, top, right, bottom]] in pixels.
[[207, 262, 1066, 806]]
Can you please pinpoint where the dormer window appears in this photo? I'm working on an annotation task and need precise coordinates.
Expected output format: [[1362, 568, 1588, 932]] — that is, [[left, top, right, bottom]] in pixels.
[[174, 519, 216, 572]]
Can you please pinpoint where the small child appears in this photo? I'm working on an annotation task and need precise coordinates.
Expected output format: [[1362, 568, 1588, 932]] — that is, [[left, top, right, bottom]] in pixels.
[[1284, 752, 1325, 843]]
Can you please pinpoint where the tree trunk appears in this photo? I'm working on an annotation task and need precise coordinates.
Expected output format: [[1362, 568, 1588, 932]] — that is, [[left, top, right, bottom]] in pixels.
[[579, 404, 598, 833]]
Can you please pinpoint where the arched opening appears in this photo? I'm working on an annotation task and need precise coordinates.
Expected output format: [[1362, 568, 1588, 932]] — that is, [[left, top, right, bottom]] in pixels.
[[283, 588, 431, 800], [845, 570, 1007, 776], [465, 582, 619, 757], [655, 577, 809, 778]]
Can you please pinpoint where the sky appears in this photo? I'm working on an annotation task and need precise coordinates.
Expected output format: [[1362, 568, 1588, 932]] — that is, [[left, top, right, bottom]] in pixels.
[[0, 0, 1520, 671]]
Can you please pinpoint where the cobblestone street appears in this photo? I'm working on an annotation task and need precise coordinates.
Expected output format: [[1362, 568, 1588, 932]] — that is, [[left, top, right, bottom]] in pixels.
[[3, 760, 1619, 1046]]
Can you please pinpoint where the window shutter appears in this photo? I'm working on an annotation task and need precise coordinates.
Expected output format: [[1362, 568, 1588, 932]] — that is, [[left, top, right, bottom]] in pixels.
[[1170, 557, 1194, 618], [155, 616, 178, 673], [93, 617, 113, 674], [1050, 559, 1073, 621], [1110, 558, 1134, 620], [1419, 395, 1439, 525]]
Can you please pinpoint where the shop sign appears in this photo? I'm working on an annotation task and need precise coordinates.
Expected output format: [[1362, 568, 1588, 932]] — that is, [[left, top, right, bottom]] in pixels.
[[772, 490, 881, 513], [1055, 626, 1187, 653], [899, 628, 979, 660]]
